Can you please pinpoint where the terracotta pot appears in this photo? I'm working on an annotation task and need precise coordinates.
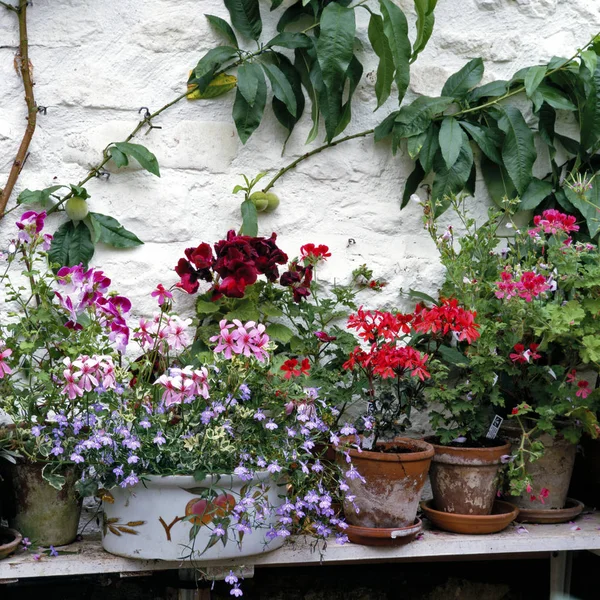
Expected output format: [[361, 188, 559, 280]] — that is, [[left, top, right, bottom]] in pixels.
[[421, 500, 518, 534], [336, 437, 434, 528], [426, 438, 510, 515], [503, 425, 577, 510], [0, 461, 82, 546], [0, 527, 22, 560]]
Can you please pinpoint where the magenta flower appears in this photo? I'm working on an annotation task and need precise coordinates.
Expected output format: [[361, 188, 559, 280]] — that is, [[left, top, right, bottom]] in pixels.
[[0, 346, 13, 378], [16, 210, 46, 243], [154, 373, 184, 407], [150, 283, 173, 306]]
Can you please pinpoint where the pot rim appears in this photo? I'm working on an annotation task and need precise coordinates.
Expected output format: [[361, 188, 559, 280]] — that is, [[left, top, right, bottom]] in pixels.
[[110, 470, 278, 489], [425, 436, 511, 465], [340, 436, 434, 462], [0, 527, 23, 552], [420, 499, 519, 521]]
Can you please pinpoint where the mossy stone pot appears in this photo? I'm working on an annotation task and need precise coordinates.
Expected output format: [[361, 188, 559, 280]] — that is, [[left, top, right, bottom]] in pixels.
[[336, 437, 434, 529], [101, 472, 287, 561], [0, 461, 82, 546]]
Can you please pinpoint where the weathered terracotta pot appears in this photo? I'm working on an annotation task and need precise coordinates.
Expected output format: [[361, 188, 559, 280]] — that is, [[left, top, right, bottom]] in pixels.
[[0, 461, 82, 546], [503, 426, 577, 510], [426, 438, 510, 515], [0, 527, 22, 560], [102, 472, 286, 561], [337, 437, 434, 528]]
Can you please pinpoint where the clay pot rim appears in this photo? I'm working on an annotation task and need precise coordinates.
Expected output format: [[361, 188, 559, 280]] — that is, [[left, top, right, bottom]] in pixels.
[[421, 499, 518, 520], [344, 517, 422, 536], [425, 436, 511, 463], [340, 436, 434, 462], [511, 497, 584, 524], [0, 527, 23, 554]]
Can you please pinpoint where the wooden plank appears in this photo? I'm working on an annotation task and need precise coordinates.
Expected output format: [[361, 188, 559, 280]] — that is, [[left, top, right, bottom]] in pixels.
[[1, 513, 600, 582]]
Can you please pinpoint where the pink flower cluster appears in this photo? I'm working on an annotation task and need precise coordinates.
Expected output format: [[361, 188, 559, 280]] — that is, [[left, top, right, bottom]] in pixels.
[[0, 342, 13, 379], [133, 314, 191, 355], [60, 355, 117, 400], [209, 320, 270, 362], [528, 209, 579, 236], [495, 270, 550, 302], [154, 366, 210, 407], [16, 210, 52, 248], [55, 265, 131, 352]]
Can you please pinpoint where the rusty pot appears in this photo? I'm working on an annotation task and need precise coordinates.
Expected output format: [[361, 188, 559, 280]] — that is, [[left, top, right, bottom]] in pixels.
[[0, 461, 82, 546], [426, 438, 510, 515], [336, 437, 434, 529], [503, 426, 577, 510]]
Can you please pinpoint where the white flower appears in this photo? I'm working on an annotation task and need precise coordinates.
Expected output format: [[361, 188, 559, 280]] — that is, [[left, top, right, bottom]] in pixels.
[[410, 194, 421, 204]]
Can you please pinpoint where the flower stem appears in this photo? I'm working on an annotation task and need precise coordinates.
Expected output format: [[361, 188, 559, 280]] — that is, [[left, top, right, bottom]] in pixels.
[[0, 0, 37, 217]]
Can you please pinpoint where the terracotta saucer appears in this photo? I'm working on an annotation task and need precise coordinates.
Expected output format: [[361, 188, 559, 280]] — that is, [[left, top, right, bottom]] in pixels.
[[511, 497, 584, 524], [0, 527, 22, 560], [344, 518, 422, 546], [420, 500, 519, 534]]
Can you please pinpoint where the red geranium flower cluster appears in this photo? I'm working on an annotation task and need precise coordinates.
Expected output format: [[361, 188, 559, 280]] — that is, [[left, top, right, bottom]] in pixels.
[[280, 358, 311, 379], [509, 343, 541, 364], [529, 209, 579, 236], [280, 261, 313, 303], [175, 231, 288, 297], [300, 243, 331, 265], [346, 308, 413, 342], [495, 270, 550, 302], [412, 298, 480, 344]]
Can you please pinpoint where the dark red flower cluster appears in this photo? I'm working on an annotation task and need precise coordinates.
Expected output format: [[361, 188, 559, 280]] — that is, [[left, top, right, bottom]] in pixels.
[[280, 261, 313, 303], [175, 231, 288, 298], [412, 298, 480, 344]]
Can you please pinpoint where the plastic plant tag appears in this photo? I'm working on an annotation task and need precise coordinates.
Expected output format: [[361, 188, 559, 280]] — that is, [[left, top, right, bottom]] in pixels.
[[486, 415, 503, 439]]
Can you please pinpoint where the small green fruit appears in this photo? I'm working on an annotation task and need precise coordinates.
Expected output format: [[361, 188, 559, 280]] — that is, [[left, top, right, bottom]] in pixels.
[[249, 191, 269, 212], [65, 196, 89, 221], [264, 192, 280, 213]]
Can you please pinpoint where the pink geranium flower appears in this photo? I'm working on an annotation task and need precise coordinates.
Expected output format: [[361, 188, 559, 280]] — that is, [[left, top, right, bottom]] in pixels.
[[0, 346, 13, 378], [150, 284, 173, 306]]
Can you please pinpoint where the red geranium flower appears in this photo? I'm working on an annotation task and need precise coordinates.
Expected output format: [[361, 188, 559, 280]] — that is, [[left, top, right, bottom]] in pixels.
[[300, 243, 331, 265], [280, 358, 311, 379]]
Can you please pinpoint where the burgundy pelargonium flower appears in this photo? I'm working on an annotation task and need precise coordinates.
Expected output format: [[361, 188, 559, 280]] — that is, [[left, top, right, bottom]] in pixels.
[[280, 261, 313, 303], [175, 242, 214, 294]]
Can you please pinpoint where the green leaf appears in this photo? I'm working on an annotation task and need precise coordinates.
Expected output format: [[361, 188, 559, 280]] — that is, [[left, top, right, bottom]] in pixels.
[[69, 184, 90, 200], [333, 56, 363, 138], [497, 106, 536, 195], [237, 62, 263, 106], [240, 199, 258, 236], [419, 123, 439, 173], [276, 2, 312, 32], [42, 464, 66, 491], [468, 80, 508, 103], [394, 96, 454, 138], [438, 344, 470, 366], [189, 46, 238, 92], [538, 103, 556, 148], [532, 84, 577, 112], [565, 186, 600, 238], [368, 13, 394, 109], [49, 221, 95, 269], [431, 132, 473, 214], [294, 47, 320, 144], [262, 63, 297, 117], [406, 131, 428, 160], [225, 300, 260, 322], [266, 323, 294, 343], [374, 110, 399, 142], [438, 117, 462, 169], [441, 58, 484, 100], [412, 0, 435, 62], [232, 72, 267, 143], [401, 161, 425, 209], [555, 134, 580, 155], [113, 142, 160, 177], [206, 14, 239, 48], [17, 185, 63, 207], [581, 50, 598, 79], [459, 121, 502, 165], [480, 155, 517, 206], [408, 288, 438, 305], [224, 0, 262, 40], [379, 0, 411, 104], [519, 178, 553, 210], [524, 65, 546, 97], [581, 65, 600, 151], [271, 53, 305, 142], [88, 212, 144, 248], [266, 32, 312, 49], [110, 147, 128, 168], [316, 3, 356, 141], [196, 299, 221, 314]]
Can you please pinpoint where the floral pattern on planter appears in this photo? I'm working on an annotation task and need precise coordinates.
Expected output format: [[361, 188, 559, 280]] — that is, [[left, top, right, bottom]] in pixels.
[[102, 513, 146, 536]]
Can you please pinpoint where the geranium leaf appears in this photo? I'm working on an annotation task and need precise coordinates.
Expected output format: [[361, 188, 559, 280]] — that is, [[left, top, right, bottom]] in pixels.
[[316, 3, 355, 141], [42, 464, 66, 491], [438, 117, 462, 169], [368, 13, 394, 109], [240, 199, 258, 236], [266, 323, 294, 343], [379, 0, 411, 104], [224, 0, 262, 40], [206, 14, 239, 48], [232, 72, 267, 143], [113, 142, 160, 177], [88, 212, 144, 248], [497, 106, 536, 195], [441, 58, 484, 100]]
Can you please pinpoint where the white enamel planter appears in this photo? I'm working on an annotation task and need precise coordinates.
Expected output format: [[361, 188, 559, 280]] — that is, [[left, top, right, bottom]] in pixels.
[[101, 472, 286, 561]]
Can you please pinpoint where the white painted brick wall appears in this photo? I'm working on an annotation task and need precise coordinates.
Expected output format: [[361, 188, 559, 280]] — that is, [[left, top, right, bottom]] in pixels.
[[1, 0, 599, 323]]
